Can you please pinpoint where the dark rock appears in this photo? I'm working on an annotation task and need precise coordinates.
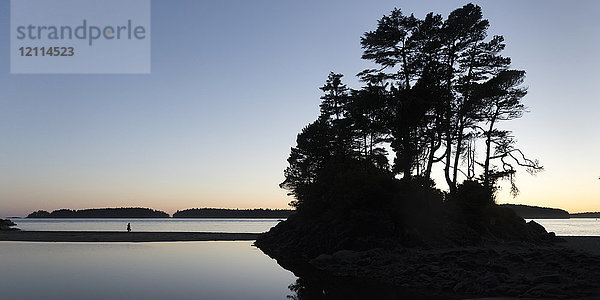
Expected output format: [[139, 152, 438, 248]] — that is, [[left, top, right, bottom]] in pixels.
[[453, 281, 467, 293], [310, 254, 333, 267], [0, 219, 20, 231], [533, 274, 561, 284], [522, 283, 566, 298], [504, 253, 525, 263], [256, 204, 600, 299], [481, 271, 500, 287], [526, 220, 547, 234], [332, 250, 360, 264]]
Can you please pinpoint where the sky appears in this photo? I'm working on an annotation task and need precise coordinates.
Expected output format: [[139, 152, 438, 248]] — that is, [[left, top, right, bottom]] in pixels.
[[0, 0, 599, 217]]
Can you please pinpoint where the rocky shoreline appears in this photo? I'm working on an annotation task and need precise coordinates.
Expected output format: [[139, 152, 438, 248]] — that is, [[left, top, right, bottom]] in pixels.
[[260, 239, 600, 299], [0, 219, 20, 231], [256, 210, 600, 299], [307, 242, 600, 299]]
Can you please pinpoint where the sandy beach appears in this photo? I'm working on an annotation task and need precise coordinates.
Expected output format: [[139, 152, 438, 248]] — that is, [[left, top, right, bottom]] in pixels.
[[0, 231, 259, 242]]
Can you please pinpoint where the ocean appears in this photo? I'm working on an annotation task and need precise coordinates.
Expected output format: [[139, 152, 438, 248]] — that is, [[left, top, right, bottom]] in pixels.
[[8, 218, 281, 233], [7, 218, 600, 236], [527, 218, 600, 236], [0, 241, 295, 299], [2, 218, 599, 299]]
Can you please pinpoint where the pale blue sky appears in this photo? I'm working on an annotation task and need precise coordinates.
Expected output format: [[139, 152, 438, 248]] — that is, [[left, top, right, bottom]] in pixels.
[[1, 0, 599, 216]]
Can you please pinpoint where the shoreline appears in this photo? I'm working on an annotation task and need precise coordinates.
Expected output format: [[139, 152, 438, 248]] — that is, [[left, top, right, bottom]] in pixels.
[[0, 231, 260, 242], [0, 231, 598, 252]]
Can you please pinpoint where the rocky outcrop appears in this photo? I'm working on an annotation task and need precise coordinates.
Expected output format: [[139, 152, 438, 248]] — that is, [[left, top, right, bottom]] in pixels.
[[255, 204, 587, 299], [0, 219, 20, 231], [308, 244, 600, 298], [256, 204, 558, 267]]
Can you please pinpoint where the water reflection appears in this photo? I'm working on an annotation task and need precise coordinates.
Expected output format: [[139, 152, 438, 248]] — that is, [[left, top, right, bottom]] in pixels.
[[285, 274, 448, 299], [0, 241, 295, 300]]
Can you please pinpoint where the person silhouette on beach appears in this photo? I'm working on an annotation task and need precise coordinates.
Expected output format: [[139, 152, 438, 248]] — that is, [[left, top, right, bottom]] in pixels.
[[127, 223, 131, 232]]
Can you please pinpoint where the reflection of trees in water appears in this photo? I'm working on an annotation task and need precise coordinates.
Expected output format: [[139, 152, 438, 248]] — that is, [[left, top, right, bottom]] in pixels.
[[286, 277, 442, 300], [287, 278, 326, 300]]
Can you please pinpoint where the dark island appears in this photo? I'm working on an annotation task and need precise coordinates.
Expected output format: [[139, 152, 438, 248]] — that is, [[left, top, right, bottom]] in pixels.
[[255, 3, 600, 299], [27, 207, 169, 218], [173, 208, 293, 218], [501, 204, 570, 219], [497, 204, 600, 219]]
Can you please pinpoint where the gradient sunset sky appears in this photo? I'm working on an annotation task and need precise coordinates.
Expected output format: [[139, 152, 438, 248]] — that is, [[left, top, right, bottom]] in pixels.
[[1, 0, 599, 217]]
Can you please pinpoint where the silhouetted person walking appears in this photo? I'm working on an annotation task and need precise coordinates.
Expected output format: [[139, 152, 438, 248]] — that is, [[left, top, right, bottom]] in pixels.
[[127, 223, 131, 232]]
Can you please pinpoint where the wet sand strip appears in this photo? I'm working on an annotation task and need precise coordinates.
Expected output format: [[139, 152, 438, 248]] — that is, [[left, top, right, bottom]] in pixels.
[[1, 232, 598, 251], [0, 231, 260, 242]]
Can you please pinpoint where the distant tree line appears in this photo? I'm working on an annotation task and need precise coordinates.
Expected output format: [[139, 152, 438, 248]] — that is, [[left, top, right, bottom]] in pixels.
[[27, 208, 169, 218], [501, 204, 569, 219], [281, 3, 542, 212], [173, 208, 293, 218], [570, 212, 600, 218], [25, 207, 294, 219]]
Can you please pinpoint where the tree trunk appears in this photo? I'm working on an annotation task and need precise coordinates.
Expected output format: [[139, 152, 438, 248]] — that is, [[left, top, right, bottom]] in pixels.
[[444, 133, 455, 193], [425, 137, 436, 179], [452, 121, 464, 186], [483, 111, 498, 187], [443, 45, 457, 193], [402, 132, 413, 180]]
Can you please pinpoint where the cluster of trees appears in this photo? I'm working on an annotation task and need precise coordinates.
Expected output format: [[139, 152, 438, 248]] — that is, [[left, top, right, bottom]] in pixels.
[[27, 208, 169, 218], [173, 208, 293, 218], [26, 208, 295, 219], [500, 204, 569, 219], [281, 4, 542, 211]]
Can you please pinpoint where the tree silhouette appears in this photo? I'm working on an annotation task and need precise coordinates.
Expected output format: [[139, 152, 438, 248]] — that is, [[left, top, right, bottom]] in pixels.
[[357, 3, 541, 194], [280, 118, 335, 208], [473, 70, 543, 193], [319, 72, 349, 121], [281, 3, 541, 211]]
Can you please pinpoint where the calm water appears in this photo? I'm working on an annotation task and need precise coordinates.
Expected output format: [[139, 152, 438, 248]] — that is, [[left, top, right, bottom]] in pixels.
[[7, 218, 600, 236], [529, 218, 600, 236], [2, 219, 597, 299], [0, 241, 297, 300], [9, 218, 281, 233]]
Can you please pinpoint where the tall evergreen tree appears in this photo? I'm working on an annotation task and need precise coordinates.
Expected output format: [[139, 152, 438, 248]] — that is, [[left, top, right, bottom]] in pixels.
[[280, 118, 334, 208]]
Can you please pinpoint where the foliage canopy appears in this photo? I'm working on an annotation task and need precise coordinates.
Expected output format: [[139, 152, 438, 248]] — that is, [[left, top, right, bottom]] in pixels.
[[281, 3, 542, 212]]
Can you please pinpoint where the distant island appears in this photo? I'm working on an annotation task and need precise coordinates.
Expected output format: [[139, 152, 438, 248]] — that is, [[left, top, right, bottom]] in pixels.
[[27, 208, 169, 218], [501, 204, 570, 219], [24, 207, 294, 219], [502, 204, 600, 219], [571, 212, 600, 218], [173, 208, 294, 218], [23, 205, 597, 219]]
